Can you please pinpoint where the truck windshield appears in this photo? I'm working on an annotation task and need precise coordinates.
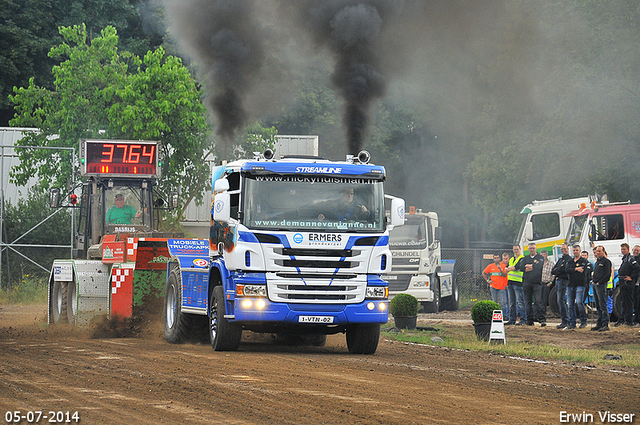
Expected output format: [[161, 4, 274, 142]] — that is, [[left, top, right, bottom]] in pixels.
[[242, 175, 385, 232], [389, 218, 427, 249], [105, 186, 150, 227], [514, 215, 527, 245], [565, 215, 588, 245]]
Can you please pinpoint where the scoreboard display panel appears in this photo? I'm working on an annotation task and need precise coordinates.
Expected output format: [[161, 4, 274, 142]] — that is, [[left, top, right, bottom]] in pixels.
[[81, 139, 160, 178]]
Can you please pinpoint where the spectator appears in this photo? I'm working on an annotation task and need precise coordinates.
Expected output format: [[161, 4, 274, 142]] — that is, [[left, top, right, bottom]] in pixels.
[[614, 243, 640, 327], [517, 243, 546, 326], [582, 250, 594, 313], [541, 250, 555, 311], [592, 245, 612, 331], [634, 245, 640, 326], [505, 245, 526, 325], [565, 245, 589, 330], [551, 243, 572, 329], [483, 254, 508, 318], [502, 252, 511, 319]]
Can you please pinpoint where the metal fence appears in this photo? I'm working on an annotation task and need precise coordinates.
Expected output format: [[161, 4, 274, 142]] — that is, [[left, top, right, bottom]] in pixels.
[[442, 248, 504, 301], [0, 140, 75, 291]]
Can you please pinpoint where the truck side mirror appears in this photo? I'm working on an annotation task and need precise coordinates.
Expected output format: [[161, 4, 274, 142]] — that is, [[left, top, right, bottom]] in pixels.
[[213, 192, 231, 223], [388, 197, 405, 229], [214, 179, 229, 193], [49, 188, 61, 208], [434, 226, 443, 241], [524, 221, 533, 241], [589, 223, 596, 241]]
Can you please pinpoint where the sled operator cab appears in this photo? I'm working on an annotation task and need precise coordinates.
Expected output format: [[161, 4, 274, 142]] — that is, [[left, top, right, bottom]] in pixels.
[[49, 139, 178, 259]]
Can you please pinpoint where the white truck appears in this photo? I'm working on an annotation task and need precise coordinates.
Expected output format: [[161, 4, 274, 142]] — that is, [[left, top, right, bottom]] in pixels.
[[383, 208, 457, 313], [564, 200, 640, 319], [514, 195, 602, 257]]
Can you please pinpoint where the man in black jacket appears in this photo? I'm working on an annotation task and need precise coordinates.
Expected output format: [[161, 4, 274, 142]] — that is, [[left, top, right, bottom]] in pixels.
[[551, 243, 572, 329], [565, 245, 589, 330], [517, 243, 546, 326], [634, 245, 640, 326], [592, 245, 612, 331], [614, 243, 640, 326]]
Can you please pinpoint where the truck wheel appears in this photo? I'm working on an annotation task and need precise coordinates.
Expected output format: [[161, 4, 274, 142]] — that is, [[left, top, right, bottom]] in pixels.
[[67, 279, 77, 325], [164, 269, 189, 343], [210, 285, 242, 351], [50, 281, 68, 324], [441, 277, 459, 311], [346, 324, 380, 354], [423, 277, 440, 313]]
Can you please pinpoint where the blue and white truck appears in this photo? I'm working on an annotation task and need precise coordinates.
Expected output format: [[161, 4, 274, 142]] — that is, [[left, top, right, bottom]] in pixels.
[[163, 150, 405, 354]]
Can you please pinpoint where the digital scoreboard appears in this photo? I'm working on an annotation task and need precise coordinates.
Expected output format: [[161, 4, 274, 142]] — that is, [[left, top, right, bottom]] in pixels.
[[81, 139, 160, 178]]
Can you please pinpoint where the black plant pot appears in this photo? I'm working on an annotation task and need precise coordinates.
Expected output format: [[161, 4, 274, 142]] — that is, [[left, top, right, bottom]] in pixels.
[[394, 315, 417, 330], [473, 322, 492, 341]]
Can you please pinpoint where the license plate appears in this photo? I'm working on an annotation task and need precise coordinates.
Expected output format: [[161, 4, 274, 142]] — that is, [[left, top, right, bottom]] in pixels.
[[298, 316, 334, 324]]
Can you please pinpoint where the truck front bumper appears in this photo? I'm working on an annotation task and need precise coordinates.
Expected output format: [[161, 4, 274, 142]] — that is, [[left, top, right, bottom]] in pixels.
[[230, 298, 389, 325]]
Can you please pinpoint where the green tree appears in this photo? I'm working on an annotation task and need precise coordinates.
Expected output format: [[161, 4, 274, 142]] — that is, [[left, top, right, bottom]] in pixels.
[[465, 0, 640, 243], [0, 0, 164, 126], [9, 24, 211, 217]]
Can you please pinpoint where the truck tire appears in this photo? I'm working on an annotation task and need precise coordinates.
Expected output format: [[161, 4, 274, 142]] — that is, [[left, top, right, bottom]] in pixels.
[[67, 279, 77, 325], [441, 277, 459, 311], [346, 324, 380, 354], [50, 281, 68, 324], [423, 276, 440, 313], [164, 269, 189, 343], [210, 285, 242, 351]]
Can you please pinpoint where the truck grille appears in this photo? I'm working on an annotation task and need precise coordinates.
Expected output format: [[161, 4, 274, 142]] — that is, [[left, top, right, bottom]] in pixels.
[[276, 259, 355, 268], [278, 248, 356, 257], [267, 273, 366, 304], [385, 274, 412, 292], [262, 242, 373, 304]]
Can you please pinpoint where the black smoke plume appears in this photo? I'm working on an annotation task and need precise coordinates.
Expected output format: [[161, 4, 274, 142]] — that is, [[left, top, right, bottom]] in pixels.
[[290, 1, 402, 153], [160, 0, 264, 153]]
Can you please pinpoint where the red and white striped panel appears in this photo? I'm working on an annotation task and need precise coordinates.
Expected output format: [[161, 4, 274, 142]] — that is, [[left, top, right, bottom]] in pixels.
[[110, 264, 135, 318], [127, 237, 140, 261]]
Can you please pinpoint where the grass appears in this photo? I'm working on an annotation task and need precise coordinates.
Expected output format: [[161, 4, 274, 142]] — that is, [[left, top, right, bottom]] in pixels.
[[0, 276, 48, 305], [382, 324, 640, 368]]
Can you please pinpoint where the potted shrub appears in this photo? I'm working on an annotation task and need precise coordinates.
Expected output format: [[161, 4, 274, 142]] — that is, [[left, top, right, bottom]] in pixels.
[[389, 293, 419, 329], [471, 300, 501, 341]]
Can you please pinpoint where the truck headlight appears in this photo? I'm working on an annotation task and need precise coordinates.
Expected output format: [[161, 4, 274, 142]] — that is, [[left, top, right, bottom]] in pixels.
[[366, 286, 388, 299], [237, 284, 267, 297]]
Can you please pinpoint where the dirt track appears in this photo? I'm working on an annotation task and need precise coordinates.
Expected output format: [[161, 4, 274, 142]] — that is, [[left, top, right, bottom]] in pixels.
[[0, 305, 638, 425]]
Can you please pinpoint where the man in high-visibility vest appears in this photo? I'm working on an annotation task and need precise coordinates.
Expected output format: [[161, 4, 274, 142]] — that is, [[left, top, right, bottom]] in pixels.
[[505, 245, 526, 325]]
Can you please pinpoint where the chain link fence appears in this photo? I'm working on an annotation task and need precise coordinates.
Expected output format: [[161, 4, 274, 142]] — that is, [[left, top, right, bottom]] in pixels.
[[442, 248, 507, 303]]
